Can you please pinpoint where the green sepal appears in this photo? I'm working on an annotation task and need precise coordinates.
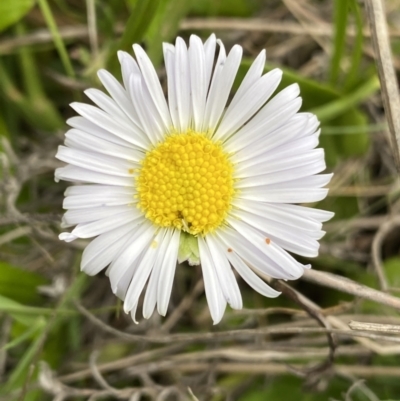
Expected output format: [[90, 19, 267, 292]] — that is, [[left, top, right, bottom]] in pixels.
[[178, 232, 200, 266]]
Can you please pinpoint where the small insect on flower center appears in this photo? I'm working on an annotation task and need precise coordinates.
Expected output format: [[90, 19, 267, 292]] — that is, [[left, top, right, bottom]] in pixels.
[[136, 131, 235, 235]]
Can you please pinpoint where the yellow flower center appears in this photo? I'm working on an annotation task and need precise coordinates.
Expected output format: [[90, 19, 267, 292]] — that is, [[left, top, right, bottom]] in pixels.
[[136, 131, 235, 235]]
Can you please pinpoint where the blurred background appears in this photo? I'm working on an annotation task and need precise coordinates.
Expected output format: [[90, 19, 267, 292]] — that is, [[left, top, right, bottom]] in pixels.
[[1, 0, 400, 400]]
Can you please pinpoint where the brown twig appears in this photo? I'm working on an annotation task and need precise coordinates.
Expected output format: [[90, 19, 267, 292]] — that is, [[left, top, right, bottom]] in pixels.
[[371, 215, 400, 291], [301, 269, 400, 310], [129, 361, 400, 378], [349, 320, 400, 333], [365, 0, 400, 172], [74, 301, 400, 345], [271, 280, 336, 381], [160, 279, 204, 332], [3, 15, 400, 55]]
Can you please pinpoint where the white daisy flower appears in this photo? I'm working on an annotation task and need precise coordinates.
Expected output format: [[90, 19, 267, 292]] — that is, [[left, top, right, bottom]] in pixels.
[[55, 34, 333, 324]]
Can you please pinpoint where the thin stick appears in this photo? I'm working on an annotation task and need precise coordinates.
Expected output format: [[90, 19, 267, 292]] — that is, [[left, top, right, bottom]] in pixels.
[[371, 216, 400, 292], [301, 269, 400, 310], [365, 0, 400, 172], [349, 321, 400, 333], [127, 361, 400, 378], [161, 279, 204, 332], [272, 280, 336, 374], [74, 301, 400, 344], [4, 17, 400, 55]]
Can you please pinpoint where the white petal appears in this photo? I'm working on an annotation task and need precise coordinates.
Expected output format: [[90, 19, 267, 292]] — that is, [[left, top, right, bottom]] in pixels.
[[130, 302, 139, 324], [243, 167, 328, 199], [65, 129, 143, 162], [189, 35, 207, 131], [303, 113, 320, 135], [157, 229, 181, 316], [113, 253, 143, 301], [62, 205, 133, 226], [225, 84, 301, 152], [229, 254, 281, 298], [261, 173, 333, 191], [204, 42, 242, 134], [228, 49, 266, 111], [234, 200, 334, 225], [117, 50, 141, 93], [297, 207, 334, 222], [231, 114, 309, 164], [97, 69, 142, 128], [70, 102, 149, 149], [129, 74, 163, 144], [206, 235, 242, 309], [230, 209, 321, 257], [63, 191, 134, 210], [213, 234, 280, 298], [64, 184, 134, 196], [108, 220, 156, 293], [143, 228, 172, 319], [198, 236, 227, 324], [55, 165, 134, 186], [270, 134, 320, 158], [203, 34, 216, 92], [239, 187, 329, 203], [69, 210, 142, 239], [133, 44, 172, 129], [59, 232, 77, 242], [214, 69, 282, 141], [227, 218, 307, 279], [123, 228, 165, 313], [216, 226, 301, 280], [56, 146, 136, 177], [174, 37, 191, 132], [163, 43, 179, 129], [81, 221, 139, 276], [66, 116, 132, 147], [232, 199, 323, 231], [84, 88, 131, 125], [235, 148, 326, 178]]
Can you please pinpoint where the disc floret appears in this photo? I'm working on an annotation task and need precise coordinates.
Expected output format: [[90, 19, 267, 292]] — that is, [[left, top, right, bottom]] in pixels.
[[137, 131, 234, 235]]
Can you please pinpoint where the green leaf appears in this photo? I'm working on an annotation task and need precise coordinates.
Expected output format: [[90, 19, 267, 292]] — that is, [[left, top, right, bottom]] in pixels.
[[118, 0, 161, 51], [108, 0, 161, 75], [145, 0, 191, 66], [0, 262, 48, 305], [0, 294, 45, 326], [310, 75, 380, 122], [1, 318, 45, 352], [237, 376, 347, 401], [0, 113, 10, 139], [15, 23, 63, 131], [0, 0, 35, 32], [0, 61, 63, 132], [1, 274, 87, 396], [383, 257, 400, 287]]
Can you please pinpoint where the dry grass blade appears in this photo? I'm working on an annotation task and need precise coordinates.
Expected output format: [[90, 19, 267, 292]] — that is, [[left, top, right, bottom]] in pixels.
[[365, 0, 400, 172], [301, 269, 400, 310], [349, 321, 400, 333], [371, 215, 400, 291]]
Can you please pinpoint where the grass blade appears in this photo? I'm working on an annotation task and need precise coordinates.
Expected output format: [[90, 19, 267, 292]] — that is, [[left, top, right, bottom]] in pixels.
[[37, 0, 75, 78], [330, 0, 350, 86]]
